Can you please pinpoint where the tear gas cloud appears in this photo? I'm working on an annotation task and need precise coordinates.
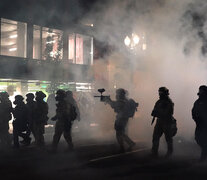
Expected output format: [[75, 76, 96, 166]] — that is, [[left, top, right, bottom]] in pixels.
[[84, 0, 207, 146], [3, 0, 207, 149]]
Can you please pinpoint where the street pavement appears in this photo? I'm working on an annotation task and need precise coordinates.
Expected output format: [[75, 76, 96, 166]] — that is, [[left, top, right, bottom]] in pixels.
[[0, 136, 207, 180]]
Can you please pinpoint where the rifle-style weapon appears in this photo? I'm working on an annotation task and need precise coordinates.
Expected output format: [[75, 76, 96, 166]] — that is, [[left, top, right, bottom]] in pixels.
[[94, 88, 110, 102], [151, 116, 156, 125]]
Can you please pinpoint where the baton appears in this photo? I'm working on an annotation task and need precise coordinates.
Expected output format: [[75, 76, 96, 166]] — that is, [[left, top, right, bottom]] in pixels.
[[151, 116, 156, 125]]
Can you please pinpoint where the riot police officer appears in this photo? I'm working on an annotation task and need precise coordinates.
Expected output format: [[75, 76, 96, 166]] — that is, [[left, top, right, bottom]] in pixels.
[[25, 93, 37, 144], [0, 92, 12, 149], [151, 87, 174, 158], [34, 91, 48, 147], [12, 95, 30, 148], [192, 85, 207, 161], [105, 88, 136, 152], [65, 90, 80, 121], [51, 89, 76, 152]]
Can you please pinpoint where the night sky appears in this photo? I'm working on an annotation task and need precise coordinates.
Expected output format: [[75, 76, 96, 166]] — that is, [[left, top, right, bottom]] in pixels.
[[0, 0, 98, 15], [0, 0, 99, 25]]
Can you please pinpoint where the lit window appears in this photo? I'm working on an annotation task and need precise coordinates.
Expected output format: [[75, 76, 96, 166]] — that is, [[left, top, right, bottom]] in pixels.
[[33, 25, 41, 59], [76, 34, 83, 64], [0, 18, 27, 58], [42, 27, 63, 61], [74, 34, 93, 65], [68, 34, 75, 63]]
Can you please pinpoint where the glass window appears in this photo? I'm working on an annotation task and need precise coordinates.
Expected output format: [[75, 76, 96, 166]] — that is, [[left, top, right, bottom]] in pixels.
[[1, 18, 27, 58], [42, 27, 63, 61], [76, 34, 93, 65], [68, 34, 75, 63], [33, 25, 41, 59], [90, 37, 94, 65], [76, 34, 83, 64]]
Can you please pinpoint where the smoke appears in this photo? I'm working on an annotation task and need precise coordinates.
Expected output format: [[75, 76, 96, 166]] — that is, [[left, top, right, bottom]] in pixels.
[[2, 0, 207, 152], [81, 0, 207, 148]]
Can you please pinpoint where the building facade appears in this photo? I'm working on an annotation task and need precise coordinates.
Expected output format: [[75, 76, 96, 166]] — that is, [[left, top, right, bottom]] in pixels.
[[0, 17, 94, 99]]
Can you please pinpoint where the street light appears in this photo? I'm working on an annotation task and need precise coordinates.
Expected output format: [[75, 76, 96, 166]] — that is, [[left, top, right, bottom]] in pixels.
[[124, 33, 140, 50], [132, 33, 140, 45], [124, 36, 131, 47], [124, 32, 146, 52]]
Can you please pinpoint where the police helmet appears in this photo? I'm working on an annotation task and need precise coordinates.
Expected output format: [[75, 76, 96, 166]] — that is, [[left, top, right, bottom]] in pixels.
[[14, 95, 24, 104], [35, 91, 46, 99], [26, 93, 35, 99], [199, 85, 207, 91], [0, 91, 9, 99], [116, 88, 126, 96], [158, 87, 169, 95], [198, 85, 207, 95], [56, 89, 66, 97], [66, 90, 73, 97]]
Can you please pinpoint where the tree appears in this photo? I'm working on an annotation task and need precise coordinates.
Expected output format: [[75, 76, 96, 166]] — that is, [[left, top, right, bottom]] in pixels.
[[54, 34, 63, 61], [44, 29, 54, 61]]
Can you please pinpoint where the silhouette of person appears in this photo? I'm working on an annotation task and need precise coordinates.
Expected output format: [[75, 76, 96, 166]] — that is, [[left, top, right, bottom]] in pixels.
[[151, 87, 174, 158], [192, 85, 207, 161], [0, 92, 13, 149], [25, 93, 37, 144], [34, 91, 48, 147], [65, 90, 80, 121], [51, 89, 76, 152], [12, 95, 30, 148], [105, 88, 136, 152]]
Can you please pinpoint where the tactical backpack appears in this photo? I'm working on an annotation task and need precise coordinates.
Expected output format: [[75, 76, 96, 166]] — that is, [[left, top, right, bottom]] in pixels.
[[126, 99, 139, 118], [70, 104, 77, 121], [171, 117, 177, 137]]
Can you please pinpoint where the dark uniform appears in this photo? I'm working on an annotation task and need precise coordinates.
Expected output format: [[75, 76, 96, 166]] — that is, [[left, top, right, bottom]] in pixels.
[[192, 85, 207, 161], [25, 93, 37, 143], [12, 95, 30, 148], [105, 88, 135, 152], [66, 90, 80, 121], [151, 87, 174, 157], [34, 91, 48, 147], [0, 92, 12, 148], [52, 90, 74, 151]]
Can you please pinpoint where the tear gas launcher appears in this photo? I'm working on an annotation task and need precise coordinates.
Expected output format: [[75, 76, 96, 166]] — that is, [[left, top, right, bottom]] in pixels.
[[94, 88, 110, 102]]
